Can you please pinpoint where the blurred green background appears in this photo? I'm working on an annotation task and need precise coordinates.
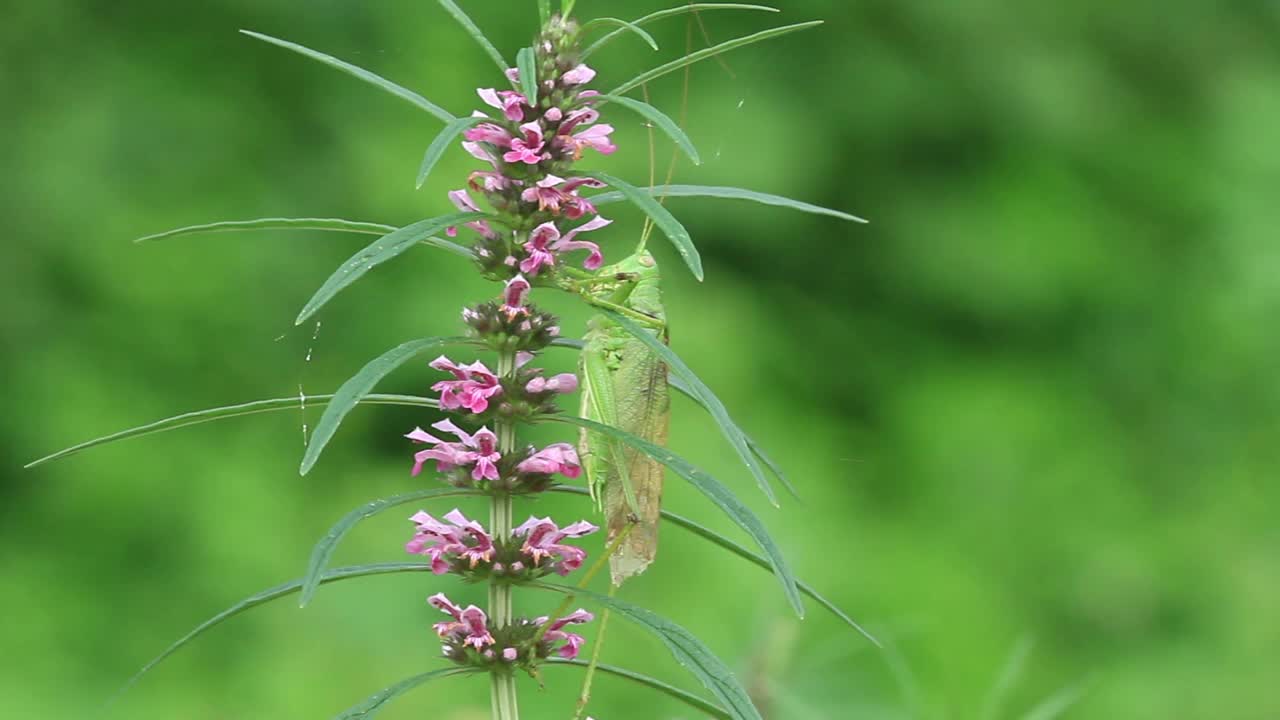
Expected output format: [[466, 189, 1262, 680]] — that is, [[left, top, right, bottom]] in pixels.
[[4, 1, 1278, 718]]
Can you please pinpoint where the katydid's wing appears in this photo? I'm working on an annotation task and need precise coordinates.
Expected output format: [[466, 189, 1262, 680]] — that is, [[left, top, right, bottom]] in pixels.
[[606, 334, 670, 584]]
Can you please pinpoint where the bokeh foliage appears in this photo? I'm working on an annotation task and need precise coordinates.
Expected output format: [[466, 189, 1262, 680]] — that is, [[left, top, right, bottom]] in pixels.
[[3, 1, 1279, 718]]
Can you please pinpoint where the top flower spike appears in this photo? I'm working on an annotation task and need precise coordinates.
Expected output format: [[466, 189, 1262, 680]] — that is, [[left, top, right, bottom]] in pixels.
[[454, 21, 619, 283]]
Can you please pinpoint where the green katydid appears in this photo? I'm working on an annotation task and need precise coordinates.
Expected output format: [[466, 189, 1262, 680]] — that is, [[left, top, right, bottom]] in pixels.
[[563, 247, 670, 585]]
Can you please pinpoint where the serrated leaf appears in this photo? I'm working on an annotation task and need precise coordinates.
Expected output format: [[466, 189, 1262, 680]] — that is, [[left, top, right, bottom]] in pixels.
[[334, 667, 478, 719], [23, 394, 437, 469], [580, 18, 659, 58], [300, 488, 483, 607], [416, 116, 486, 189], [595, 307, 776, 505], [579, 171, 702, 281], [549, 659, 729, 719], [592, 184, 867, 223], [111, 562, 430, 702], [549, 485, 875, 644], [516, 47, 539, 103], [239, 30, 454, 123], [300, 337, 471, 475], [610, 21, 823, 97], [437, 0, 511, 76], [533, 582, 763, 720], [545, 415, 803, 617], [135, 218, 396, 243], [583, 4, 779, 58], [598, 94, 700, 165], [294, 212, 485, 325]]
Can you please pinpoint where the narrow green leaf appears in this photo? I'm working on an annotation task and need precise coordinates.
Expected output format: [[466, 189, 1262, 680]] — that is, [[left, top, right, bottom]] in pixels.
[[436, 0, 511, 76], [416, 116, 485, 189], [599, 94, 700, 165], [580, 18, 659, 58], [548, 337, 795, 498], [583, 4, 779, 58], [610, 21, 823, 97], [979, 636, 1035, 720], [294, 212, 485, 325], [549, 485, 875, 644], [239, 30, 454, 123], [334, 668, 478, 720], [23, 394, 437, 469], [516, 47, 539, 104], [666, 369, 797, 499], [1020, 681, 1090, 720], [549, 659, 730, 719], [300, 488, 484, 607], [538, 0, 551, 25], [136, 218, 396, 243], [137, 217, 472, 258], [533, 582, 763, 720], [595, 307, 776, 505], [301, 337, 472, 475], [592, 184, 868, 223], [579, 171, 702, 281], [545, 416, 803, 617], [112, 562, 430, 702]]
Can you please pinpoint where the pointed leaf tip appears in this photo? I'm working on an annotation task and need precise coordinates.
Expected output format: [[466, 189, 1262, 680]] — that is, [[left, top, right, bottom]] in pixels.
[[238, 29, 454, 123], [299, 336, 469, 475]]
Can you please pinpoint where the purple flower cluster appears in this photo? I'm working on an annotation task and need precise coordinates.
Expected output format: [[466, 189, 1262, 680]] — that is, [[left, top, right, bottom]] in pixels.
[[450, 54, 618, 279], [406, 510, 597, 578], [429, 592, 595, 663]]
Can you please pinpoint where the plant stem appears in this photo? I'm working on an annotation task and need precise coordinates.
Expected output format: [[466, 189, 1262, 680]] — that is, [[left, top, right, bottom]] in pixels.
[[572, 585, 617, 720], [491, 347, 520, 720]]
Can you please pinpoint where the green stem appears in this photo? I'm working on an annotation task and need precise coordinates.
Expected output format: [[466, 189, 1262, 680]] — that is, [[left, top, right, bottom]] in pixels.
[[491, 347, 520, 720], [572, 584, 617, 720]]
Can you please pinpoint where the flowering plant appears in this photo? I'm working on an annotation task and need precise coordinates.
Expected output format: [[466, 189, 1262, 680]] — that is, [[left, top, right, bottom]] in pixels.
[[26, 2, 875, 718]]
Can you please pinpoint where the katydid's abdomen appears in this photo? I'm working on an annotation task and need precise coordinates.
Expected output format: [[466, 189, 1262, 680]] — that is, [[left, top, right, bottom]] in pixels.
[[578, 252, 669, 584]]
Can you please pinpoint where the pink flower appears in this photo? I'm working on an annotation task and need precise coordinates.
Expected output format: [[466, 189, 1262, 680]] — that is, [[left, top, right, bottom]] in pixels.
[[558, 108, 599, 135], [429, 356, 503, 414], [502, 274, 531, 315], [535, 608, 595, 658], [429, 593, 495, 649], [520, 216, 612, 275], [526, 373, 578, 395], [446, 189, 497, 240], [503, 122, 549, 165], [521, 175, 606, 218], [561, 64, 597, 86], [477, 87, 529, 122], [405, 508, 495, 572], [516, 442, 582, 479], [405, 418, 501, 480], [463, 121, 514, 147], [514, 516, 598, 574], [565, 123, 617, 158], [468, 170, 510, 193], [462, 138, 495, 161]]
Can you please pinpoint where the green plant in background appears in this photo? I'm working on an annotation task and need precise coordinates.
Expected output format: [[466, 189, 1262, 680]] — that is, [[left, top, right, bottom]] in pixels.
[[26, 2, 875, 719]]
